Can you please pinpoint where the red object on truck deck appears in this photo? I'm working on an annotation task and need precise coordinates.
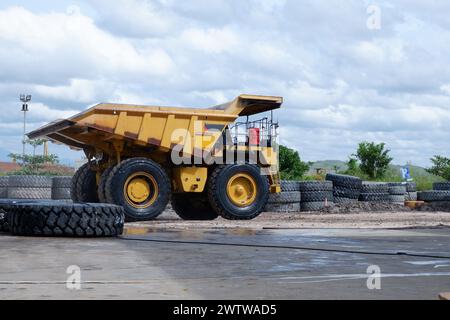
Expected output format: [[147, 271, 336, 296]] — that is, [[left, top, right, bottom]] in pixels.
[[249, 128, 260, 146]]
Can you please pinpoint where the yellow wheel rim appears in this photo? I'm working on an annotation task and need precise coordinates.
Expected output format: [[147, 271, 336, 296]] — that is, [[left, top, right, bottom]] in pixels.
[[226, 173, 258, 207], [124, 172, 158, 209]]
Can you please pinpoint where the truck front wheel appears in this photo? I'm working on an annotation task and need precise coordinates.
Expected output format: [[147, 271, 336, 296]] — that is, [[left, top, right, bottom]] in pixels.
[[105, 158, 170, 221], [207, 164, 269, 220]]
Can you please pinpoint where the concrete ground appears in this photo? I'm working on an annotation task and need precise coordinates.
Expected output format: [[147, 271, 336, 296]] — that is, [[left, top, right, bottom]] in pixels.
[[1, 211, 450, 300]]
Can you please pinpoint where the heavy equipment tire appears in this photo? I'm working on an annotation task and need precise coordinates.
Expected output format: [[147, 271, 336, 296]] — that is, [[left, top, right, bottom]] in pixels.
[[281, 181, 300, 192], [171, 193, 219, 220], [9, 202, 124, 237], [298, 181, 333, 192], [0, 176, 8, 187], [0, 206, 10, 233], [301, 201, 332, 212], [9, 176, 52, 188], [0, 187, 7, 198], [207, 164, 269, 220], [268, 191, 301, 204], [52, 176, 72, 188], [334, 197, 358, 204], [389, 185, 407, 195], [98, 166, 115, 203], [433, 182, 450, 191], [265, 202, 301, 213], [389, 195, 406, 203], [7, 187, 52, 199], [326, 174, 362, 189], [105, 158, 170, 221], [51, 188, 71, 200], [301, 191, 334, 202], [333, 186, 360, 200], [361, 182, 389, 194], [71, 163, 99, 203], [418, 191, 450, 202], [359, 193, 390, 202]]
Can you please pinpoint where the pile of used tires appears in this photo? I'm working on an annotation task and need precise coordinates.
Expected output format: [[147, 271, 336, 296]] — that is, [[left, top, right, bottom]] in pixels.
[[265, 181, 301, 213], [299, 181, 334, 211], [0, 200, 125, 237], [405, 182, 417, 201], [0, 176, 72, 200], [359, 182, 390, 202], [326, 174, 362, 204], [418, 182, 450, 202], [388, 182, 407, 204]]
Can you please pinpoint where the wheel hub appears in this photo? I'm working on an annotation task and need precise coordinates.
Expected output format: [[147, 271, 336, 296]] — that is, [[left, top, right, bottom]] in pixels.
[[226, 173, 257, 207], [124, 172, 158, 209]]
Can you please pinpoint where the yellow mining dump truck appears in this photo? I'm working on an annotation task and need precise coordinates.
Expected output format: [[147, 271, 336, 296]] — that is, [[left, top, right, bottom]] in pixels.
[[28, 94, 282, 221]]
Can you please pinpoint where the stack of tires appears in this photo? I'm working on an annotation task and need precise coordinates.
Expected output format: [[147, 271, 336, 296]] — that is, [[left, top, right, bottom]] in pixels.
[[7, 176, 52, 200], [51, 176, 72, 200], [326, 174, 362, 204], [405, 182, 418, 201], [298, 181, 334, 211], [418, 182, 450, 202], [388, 183, 407, 204], [359, 182, 390, 202], [265, 181, 301, 213], [0, 176, 8, 198]]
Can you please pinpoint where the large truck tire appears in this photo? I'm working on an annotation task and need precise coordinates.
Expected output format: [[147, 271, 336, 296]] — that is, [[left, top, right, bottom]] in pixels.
[[268, 191, 301, 204], [326, 174, 362, 189], [298, 181, 333, 192], [171, 193, 219, 220], [433, 182, 450, 191], [281, 181, 300, 192], [9, 176, 52, 188], [8, 187, 52, 199], [105, 158, 170, 221], [207, 164, 269, 220], [418, 191, 450, 202], [71, 163, 99, 203], [301, 191, 333, 202], [0, 177, 8, 198], [98, 166, 114, 203], [9, 202, 124, 237], [265, 202, 301, 213]]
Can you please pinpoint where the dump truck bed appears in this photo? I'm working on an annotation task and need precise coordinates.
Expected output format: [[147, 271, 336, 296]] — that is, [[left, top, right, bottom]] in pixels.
[[28, 95, 283, 154]]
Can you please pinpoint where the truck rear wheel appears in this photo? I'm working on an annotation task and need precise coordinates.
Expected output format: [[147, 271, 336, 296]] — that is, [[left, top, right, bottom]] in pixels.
[[171, 193, 219, 220], [98, 166, 114, 203], [207, 164, 269, 220], [105, 158, 170, 221], [71, 163, 99, 203]]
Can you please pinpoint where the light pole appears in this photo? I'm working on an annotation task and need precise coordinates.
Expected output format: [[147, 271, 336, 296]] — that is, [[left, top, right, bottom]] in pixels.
[[20, 94, 31, 160]]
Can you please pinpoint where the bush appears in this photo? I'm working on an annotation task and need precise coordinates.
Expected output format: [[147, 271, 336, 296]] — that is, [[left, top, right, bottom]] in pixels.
[[279, 145, 310, 180]]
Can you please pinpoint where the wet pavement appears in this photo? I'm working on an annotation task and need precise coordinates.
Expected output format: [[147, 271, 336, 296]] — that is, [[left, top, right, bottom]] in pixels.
[[1, 227, 450, 299]]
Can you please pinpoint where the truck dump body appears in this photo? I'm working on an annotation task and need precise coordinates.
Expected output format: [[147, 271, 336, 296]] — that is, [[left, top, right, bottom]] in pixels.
[[28, 95, 282, 157]]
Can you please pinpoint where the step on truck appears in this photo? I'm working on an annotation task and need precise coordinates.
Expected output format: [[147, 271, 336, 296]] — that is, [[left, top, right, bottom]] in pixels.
[[28, 94, 283, 221]]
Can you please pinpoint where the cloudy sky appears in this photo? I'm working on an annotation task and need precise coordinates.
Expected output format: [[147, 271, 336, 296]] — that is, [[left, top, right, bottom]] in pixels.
[[1, 0, 450, 166]]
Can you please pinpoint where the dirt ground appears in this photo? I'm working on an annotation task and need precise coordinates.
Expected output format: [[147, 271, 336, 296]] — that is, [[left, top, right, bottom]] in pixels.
[[128, 203, 450, 230]]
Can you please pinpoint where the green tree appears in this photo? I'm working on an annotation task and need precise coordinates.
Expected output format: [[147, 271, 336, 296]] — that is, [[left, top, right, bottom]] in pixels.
[[8, 153, 59, 175], [279, 145, 310, 180], [26, 139, 46, 156], [353, 142, 393, 179], [427, 155, 450, 181]]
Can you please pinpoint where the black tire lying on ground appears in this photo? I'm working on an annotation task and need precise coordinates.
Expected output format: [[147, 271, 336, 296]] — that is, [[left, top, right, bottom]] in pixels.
[[281, 181, 300, 192], [326, 174, 362, 189], [361, 182, 389, 194], [0, 199, 42, 233], [7, 187, 52, 199], [388, 185, 407, 195], [298, 181, 333, 192], [359, 193, 390, 202], [333, 186, 360, 200], [268, 191, 301, 204], [0, 176, 8, 198], [10, 202, 125, 237], [418, 191, 450, 202], [52, 176, 72, 188], [389, 195, 405, 203], [433, 182, 450, 191], [9, 176, 52, 188], [51, 188, 71, 200], [301, 201, 332, 212], [301, 191, 333, 202], [265, 203, 301, 213]]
